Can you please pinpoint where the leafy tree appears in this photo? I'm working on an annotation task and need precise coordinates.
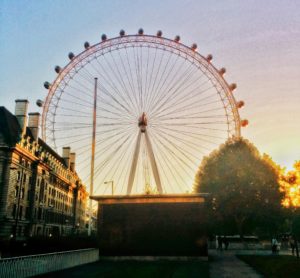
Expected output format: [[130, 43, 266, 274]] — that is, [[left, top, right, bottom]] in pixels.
[[194, 137, 284, 236], [280, 161, 300, 207], [279, 161, 300, 253]]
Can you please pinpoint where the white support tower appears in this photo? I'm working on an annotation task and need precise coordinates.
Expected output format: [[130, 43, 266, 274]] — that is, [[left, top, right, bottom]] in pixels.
[[127, 112, 163, 195]]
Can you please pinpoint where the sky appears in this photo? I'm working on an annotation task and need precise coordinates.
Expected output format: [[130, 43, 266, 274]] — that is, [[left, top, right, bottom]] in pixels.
[[0, 0, 300, 173]]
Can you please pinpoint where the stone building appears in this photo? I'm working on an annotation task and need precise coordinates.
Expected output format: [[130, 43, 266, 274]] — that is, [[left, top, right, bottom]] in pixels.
[[0, 100, 88, 240]]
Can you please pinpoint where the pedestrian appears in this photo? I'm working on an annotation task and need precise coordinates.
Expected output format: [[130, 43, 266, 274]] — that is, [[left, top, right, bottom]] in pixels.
[[295, 237, 299, 258], [224, 236, 229, 250], [271, 237, 278, 254], [291, 235, 299, 258], [290, 235, 295, 256], [217, 236, 223, 251]]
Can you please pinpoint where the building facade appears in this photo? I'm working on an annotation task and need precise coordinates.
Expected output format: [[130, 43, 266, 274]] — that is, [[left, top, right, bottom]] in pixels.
[[0, 100, 88, 240]]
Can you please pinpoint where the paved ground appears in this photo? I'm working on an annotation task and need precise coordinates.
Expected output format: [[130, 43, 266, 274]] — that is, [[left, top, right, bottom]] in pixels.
[[37, 260, 209, 277], [209, 250, 263, 278], [209, 249, 293, 278]]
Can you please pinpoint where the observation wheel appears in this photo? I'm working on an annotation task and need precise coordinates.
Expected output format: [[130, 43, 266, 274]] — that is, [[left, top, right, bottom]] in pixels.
[[41, 29, 247, 195]]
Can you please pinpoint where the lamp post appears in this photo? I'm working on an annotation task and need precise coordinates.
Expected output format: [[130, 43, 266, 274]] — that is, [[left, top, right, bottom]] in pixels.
[[76, 222, 80, 235], [88, 77, 98, 237], [10, 166, 24, 240], [104, 180, 114, 195]]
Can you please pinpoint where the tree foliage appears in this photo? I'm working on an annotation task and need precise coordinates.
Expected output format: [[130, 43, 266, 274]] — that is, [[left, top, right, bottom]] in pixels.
[[194, 137, 284, 236], [280, 161, 300, 208]]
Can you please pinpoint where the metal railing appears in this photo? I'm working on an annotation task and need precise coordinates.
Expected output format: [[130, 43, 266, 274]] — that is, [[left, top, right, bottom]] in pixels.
[[0, 248, 99, 277]]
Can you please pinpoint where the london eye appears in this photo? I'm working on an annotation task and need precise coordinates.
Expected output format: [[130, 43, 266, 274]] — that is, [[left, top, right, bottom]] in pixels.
[[41, 29, 247, 195]]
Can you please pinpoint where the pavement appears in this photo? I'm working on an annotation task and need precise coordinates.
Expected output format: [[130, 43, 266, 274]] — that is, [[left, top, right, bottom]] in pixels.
[[208, 249, 293, 278]]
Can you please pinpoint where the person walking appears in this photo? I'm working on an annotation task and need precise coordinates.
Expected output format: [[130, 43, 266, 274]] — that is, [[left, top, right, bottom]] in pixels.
[[290, 235, 295, 256], [271, 237, 278, 254], [224, 236, 229, 250], [217, 236, 223, 251]]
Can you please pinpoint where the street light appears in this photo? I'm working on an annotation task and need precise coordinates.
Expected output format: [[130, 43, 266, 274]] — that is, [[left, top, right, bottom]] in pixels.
[[76, 222, 80, 235], [10, 165, 24, 240], [104, 180, 114, 195]]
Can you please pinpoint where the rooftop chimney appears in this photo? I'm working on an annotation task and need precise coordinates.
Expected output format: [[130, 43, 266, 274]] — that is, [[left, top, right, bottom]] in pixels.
[[62, 147, 71, 168], [15, 99, 29, 134], [28, 112, 40, 141], [70, 152, 76, 172]]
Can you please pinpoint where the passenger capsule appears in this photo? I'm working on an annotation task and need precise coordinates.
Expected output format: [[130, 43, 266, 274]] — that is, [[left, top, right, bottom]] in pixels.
[[44, 82, 51, 89], [119, 29, 125, 36], [138, 28, 144, 35], [206, 54, 213, 62], [191, 43, 197, 51], [157, 30, 162, 37], [36, 99, 44, 107], [54, 66, 61, 73], [219, 67, 226, 76], [174, 35, 180, 42], [68, 52, 75, 60], [101, 34, 107, 41], [237, 101, 245, 108], [241, 119, 249, 127], [84, 42, 90, 49], [229, 83, 237, 91]]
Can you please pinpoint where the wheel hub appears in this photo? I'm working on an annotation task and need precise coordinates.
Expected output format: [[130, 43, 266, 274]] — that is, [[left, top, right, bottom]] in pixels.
[[138, 112, 147, 133]]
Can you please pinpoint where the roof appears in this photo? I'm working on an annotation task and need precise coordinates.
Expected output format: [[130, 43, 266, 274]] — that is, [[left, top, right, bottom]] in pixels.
[[0, 106, 22, 146], [38, 137, 67, 166], [90, 193, 209, 204], [0, 106, 67, 166]]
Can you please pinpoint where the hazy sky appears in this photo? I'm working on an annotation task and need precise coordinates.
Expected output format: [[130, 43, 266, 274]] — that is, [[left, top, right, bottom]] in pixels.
[[1, 0, 300, 170]]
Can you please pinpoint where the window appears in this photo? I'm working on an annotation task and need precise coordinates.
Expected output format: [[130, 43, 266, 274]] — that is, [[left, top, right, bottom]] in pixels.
[[15, 186, 19, 198], [19, 206, 23, 219], [21, 188, 25, 199], [24, 226, 29, 236], [12, 204, 17, 218], [38, 208, 42, 220], [27, 190, 30, 201], [25, 207, 30, 219], [17, 171, 21, 182]]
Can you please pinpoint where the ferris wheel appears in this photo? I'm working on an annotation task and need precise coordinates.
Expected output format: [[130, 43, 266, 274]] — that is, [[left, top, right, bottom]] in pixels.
[[41, 29, 247, 195]]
